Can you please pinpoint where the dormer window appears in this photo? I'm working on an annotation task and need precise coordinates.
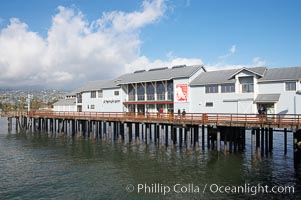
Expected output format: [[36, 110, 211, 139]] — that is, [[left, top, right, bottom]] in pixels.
[[239, 77, 254, 93], [285, 82, 296, 91]]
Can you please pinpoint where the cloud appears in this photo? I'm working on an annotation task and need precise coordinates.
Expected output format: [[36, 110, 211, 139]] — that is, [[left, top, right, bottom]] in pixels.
[[0, 0, 179, 89], [207, 56, 267, 71], [218, 45, 236, 59], [125, 55, 203, 73]]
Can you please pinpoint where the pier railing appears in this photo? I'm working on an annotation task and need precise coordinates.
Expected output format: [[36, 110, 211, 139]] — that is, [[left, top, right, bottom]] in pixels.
[[22, 111, 301, 128]]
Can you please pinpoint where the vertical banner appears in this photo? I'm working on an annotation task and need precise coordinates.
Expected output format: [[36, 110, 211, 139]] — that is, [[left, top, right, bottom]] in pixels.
[[176, 84, 188, 102]]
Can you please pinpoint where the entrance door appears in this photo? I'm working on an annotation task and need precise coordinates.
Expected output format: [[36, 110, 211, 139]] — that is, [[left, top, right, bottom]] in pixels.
[[257, 103, 275, 114]]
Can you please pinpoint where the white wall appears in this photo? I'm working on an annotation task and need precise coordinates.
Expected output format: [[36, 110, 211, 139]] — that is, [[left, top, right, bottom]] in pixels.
[[190, 86, 255, 114], [82, 88, 123, 112], [258, 81, 301, 114], [53, 105, 77, 112]]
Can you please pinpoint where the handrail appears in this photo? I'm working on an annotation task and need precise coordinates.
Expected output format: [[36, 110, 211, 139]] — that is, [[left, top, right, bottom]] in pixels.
[[19, 110, 301, 128]]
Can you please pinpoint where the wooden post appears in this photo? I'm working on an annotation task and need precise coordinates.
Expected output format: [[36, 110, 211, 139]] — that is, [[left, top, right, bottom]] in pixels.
[[217, 129, 221, 152], [202, 125, 205, 150], [186, 127, 190, 151], [251, 129, 255, 158], [261, 128, 264, 157], [269, 128, 273, 152], [284, 128, 287, 155]]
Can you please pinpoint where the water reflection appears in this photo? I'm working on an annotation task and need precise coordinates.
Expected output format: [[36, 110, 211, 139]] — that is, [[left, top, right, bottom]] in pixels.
[[0, 117, 300, 199]]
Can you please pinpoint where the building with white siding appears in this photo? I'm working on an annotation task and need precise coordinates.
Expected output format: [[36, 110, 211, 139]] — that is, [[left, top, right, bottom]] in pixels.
[[75, 80, 123, 112], [115, 65, 205, 113], [190, 66, 301, 114], [54, 65, 301, 115]]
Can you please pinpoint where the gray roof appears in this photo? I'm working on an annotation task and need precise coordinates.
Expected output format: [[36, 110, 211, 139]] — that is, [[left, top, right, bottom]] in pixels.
[[190, 67, 266, 86], [116, 65, 204, 84], [229, 67, 266, 78], [76, 80, 120, 93], [258, 66, 301, 82], [255, 94, 281, 103], [53, 98, 76, 106]]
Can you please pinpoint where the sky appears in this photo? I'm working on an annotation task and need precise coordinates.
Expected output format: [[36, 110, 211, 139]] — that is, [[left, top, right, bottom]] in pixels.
[[0, 0, 300, 90]]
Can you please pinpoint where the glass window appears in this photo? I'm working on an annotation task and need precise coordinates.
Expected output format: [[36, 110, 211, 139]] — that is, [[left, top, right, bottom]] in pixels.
[[239, 77, 254, 93], [156, 82, 165, 100], [128, 84, 135, 101], [91, 91, 96, 98], [205, 85, 218, 93], [221, 84, 235, 93], [205, 102, 213, 107], [137, 83, 145, 100], [98, 90, 103, 98], [167, 81, 173, 100], [146, 83, 155, 100], [114, 91, 119, 96], [91, 105, 95, 109], [285, 82, 296, 91]]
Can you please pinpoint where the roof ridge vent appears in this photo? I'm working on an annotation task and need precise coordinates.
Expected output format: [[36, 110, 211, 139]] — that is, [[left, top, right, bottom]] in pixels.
[[134, 70, 146, 73], [149, 67, 168, 71], [172, 65, 186, 69]]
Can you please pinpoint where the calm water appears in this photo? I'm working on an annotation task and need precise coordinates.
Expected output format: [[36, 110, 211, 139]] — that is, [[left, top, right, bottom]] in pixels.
[[0, 117, 300, 200]]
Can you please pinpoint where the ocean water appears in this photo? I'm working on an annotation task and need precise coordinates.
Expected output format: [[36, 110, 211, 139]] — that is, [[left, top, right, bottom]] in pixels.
[[0, 117, 300, 200]]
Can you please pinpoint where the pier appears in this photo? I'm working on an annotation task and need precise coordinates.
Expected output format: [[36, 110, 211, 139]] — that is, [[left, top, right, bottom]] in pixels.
[[6, 111, 301, 167]]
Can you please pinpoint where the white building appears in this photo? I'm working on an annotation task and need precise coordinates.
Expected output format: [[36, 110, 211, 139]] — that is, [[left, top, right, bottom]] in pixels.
[[115, 65, 205, 113], [54, 65, 301, 115], [190, 66, 301, 114], [53, 98, 77, 112], [75, 80, 123, 112]]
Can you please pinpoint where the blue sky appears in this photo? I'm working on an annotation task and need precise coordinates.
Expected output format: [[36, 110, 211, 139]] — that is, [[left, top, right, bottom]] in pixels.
[[0, 0, 300, 89]]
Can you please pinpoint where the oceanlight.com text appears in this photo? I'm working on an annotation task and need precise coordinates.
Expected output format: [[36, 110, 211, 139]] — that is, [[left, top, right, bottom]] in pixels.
[[126, 183, 295, 196]]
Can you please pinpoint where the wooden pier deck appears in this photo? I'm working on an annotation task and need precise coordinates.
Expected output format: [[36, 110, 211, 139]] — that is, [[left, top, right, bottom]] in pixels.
[[20, 111, 301, 129], [4, 110, 301, 167]]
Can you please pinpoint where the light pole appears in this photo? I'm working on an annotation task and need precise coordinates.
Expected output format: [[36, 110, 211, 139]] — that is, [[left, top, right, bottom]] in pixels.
[[27, 94, 33, 114]]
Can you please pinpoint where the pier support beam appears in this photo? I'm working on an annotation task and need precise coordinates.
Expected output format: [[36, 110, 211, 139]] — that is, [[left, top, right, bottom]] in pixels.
[[294, 129, 301, 168], [284, 128, 287, 155]]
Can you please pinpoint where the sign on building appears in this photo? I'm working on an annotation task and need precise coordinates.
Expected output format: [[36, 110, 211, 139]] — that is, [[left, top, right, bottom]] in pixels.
[[176, 84, 188, 102]]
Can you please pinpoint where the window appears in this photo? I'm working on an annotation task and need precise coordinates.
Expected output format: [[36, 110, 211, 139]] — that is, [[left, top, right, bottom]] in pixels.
[[90, 105, 95, 109], [156, 82, 165, 100], [91, 91, 96, 98], [205, 85, 218, 93], [98, 90, 103, 98], [114, 91, 119, 96], [205, 102, 213, 107], [221, 84, 235, 93], [167, 81, 173, 100], [146, 83, 155, 100], [239, 77, 254, 93], [286, 82, 296, 91], [137, 83, 145, 100], [128, 84, 135, 100]]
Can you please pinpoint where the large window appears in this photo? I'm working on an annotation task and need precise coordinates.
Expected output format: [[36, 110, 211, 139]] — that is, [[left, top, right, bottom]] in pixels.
[[98, 90, 103, 98], [285, 82, 296, 91], [91, 91, 96, 98], [137, 83, 145, 100], [221, 84, 235, 93], [128, 84, 135, 101], [205, 85, 218, 93], [167, 81, 173, 100], [239, 77, 254, 93], [156, 82, 165, 100], [146, 83, 155, 100], [77, 93, 82, 103]]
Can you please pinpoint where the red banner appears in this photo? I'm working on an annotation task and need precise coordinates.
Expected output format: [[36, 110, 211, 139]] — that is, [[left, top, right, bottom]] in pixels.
[[176, 84, 188, 101]]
